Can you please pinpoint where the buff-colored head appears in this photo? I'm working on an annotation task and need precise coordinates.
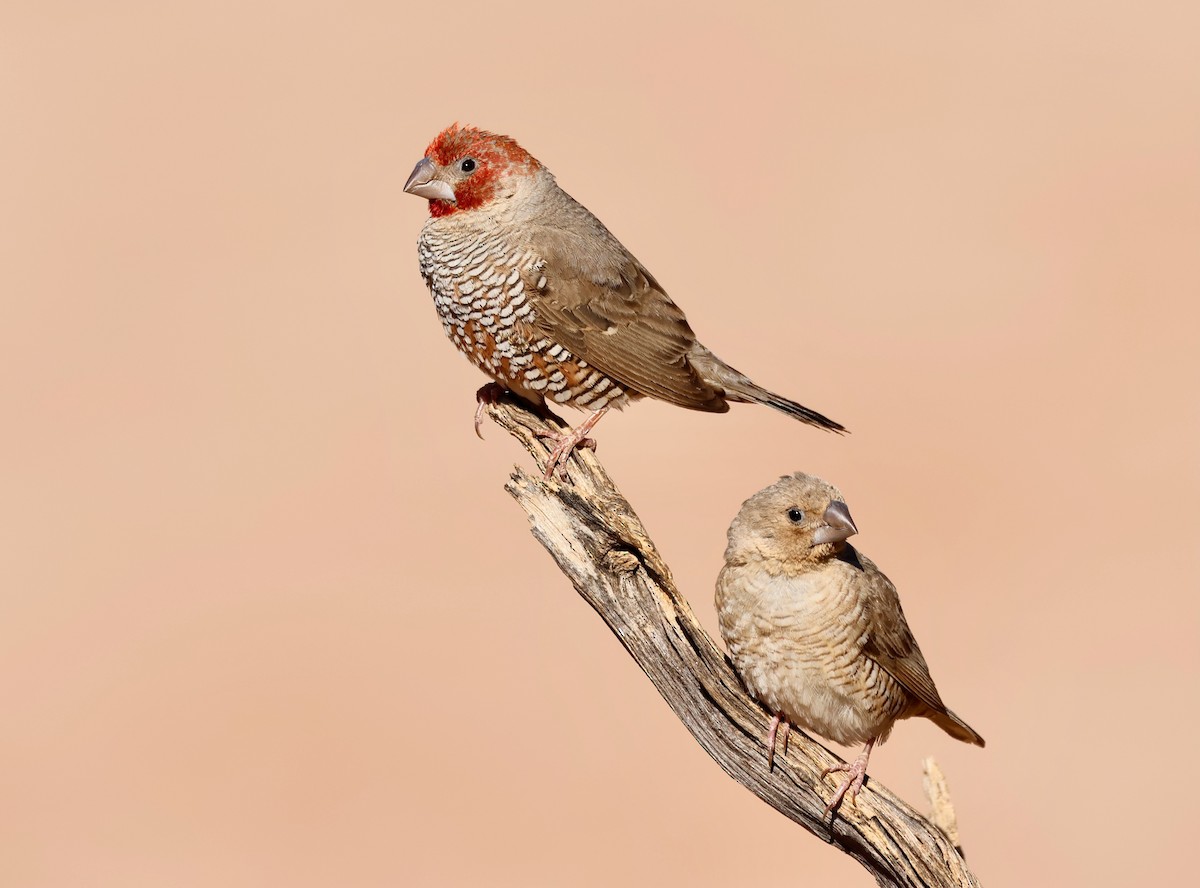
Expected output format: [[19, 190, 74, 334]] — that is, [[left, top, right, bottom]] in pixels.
[[403, 124, 543, 218], [723, 472, 859, 571]]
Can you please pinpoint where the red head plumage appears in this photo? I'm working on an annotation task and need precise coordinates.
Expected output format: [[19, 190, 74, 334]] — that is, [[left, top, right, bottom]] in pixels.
[[422, 124, 542, 217]]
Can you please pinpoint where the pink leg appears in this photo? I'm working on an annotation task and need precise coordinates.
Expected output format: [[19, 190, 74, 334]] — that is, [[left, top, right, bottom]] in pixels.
[[765, 713, 790, 771], [535, 407, 609, 480], [474, 383, 508, 440], [821, 737, 876, 815]]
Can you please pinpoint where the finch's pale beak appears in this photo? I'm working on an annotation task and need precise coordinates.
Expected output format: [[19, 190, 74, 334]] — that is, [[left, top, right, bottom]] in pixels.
[[812, 501, 858, 545], [404, 157, 456, 203]]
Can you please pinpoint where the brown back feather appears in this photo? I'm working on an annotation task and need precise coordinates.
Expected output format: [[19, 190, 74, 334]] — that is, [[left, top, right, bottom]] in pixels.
[[520, 199, 729, 411]]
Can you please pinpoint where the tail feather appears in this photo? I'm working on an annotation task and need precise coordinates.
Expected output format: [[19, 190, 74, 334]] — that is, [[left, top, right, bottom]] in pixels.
[[689, 345, 846, 432], [728, 381, 846, 432], [930, 708, 986, 747]]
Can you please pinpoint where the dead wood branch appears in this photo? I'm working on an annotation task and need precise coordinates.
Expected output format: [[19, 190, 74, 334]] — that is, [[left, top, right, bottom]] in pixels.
[[485, 395, 981, 888], [923, 757, 965, 858]]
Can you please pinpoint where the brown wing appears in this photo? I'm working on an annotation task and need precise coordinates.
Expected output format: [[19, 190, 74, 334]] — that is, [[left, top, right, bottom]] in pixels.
[[848, 550, 984, 746], [855, 552, 952, 718], [520, 207, 728, 411]]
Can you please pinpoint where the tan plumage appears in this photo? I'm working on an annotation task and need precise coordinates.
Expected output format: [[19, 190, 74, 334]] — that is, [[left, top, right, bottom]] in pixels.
[[403, 125, 842, 475], [716, 472, 983, 811]]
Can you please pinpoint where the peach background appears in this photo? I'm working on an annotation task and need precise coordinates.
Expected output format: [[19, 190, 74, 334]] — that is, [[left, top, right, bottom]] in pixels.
[[2, 2, 1197, 886]]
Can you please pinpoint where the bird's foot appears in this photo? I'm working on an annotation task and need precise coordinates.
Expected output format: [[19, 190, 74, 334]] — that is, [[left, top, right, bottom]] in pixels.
[[534, 426, 598, 481], [534, 407, 609, 481], [821, 738, 876, 816], [765, 713, 790, 771], [474, 383, 509, 440]]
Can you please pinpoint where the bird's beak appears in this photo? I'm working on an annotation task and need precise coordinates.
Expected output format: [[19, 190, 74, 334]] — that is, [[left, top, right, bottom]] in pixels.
[[812, 501, 858, 545], [404, 157, 456, 203]]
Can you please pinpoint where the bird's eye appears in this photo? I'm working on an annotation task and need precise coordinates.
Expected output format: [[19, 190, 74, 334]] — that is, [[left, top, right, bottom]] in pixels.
[[460, 158, 476, 173], [786, 508, 804, 524]]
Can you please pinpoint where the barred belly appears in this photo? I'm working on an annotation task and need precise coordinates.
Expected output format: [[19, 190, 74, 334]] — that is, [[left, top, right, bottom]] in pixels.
[[718, 566, 912, 747]]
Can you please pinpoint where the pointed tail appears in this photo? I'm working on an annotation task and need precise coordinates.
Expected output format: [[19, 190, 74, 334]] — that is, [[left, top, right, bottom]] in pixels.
[[689, 345, 846, 432], [930, 708, 986, 747]]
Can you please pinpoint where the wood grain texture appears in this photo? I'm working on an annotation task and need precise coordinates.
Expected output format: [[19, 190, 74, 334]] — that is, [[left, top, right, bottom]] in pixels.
[[484, 395, 981, 888], [924, 757, 964, 858]]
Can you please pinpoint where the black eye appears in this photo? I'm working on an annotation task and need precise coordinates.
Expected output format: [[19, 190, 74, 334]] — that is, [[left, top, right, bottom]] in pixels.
[[460, 158, 476, 173], [786, 508, 803, 524]]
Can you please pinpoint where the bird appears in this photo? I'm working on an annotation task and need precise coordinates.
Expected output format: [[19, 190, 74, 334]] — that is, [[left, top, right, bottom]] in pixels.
[[403, 124, 843, 479], [715, 472, 984, 814]]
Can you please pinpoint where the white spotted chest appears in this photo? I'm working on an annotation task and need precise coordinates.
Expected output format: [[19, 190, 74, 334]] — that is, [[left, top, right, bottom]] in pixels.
[[416, 220, 627, 410]]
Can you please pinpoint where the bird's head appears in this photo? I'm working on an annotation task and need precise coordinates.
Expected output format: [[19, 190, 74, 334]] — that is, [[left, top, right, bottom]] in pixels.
[[724, 472, 859, 571], [403, 124, 542, 218]]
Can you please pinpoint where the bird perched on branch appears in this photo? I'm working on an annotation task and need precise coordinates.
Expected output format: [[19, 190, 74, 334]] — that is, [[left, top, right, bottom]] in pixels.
[[403, 124, 843, 478], [715, 473, 984, 814]]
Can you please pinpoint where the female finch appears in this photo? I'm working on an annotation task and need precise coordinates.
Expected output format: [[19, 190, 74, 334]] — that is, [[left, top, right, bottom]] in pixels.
[[716, 472, 984, 814]]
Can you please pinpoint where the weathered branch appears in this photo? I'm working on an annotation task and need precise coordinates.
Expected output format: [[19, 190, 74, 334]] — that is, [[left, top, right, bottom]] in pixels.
[[486, 396, 980, 888], [923, 758, 964, 859]]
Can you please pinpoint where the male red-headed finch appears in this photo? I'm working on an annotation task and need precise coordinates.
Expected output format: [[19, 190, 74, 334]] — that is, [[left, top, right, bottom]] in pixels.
[[715, 473, 984, 814], [403, 125, 843, 478]]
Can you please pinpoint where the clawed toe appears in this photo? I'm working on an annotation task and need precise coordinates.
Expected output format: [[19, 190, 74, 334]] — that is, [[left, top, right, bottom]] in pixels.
[[765, 714, 790, 771], [537, 427, 597, 480], [821, 738, 876, 816], [822, 761, 868, 814], [473, 383, 509, 440], [534, 407, 609, 481]]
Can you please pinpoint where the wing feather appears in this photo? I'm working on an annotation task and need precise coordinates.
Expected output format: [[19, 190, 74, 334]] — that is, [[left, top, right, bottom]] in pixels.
[[855, 554, 951, 717], [521, 210, 728, 411]]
